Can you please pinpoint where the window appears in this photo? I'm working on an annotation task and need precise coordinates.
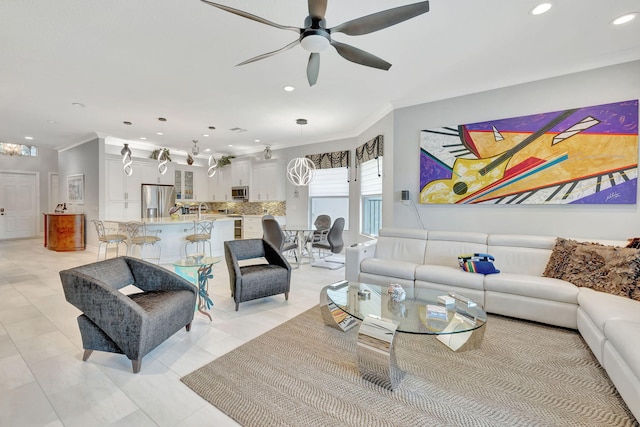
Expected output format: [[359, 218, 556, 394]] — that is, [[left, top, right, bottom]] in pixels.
[[309, 167, 349, 230], [360, 157, 382, 236], [0, 143, 37, 157]]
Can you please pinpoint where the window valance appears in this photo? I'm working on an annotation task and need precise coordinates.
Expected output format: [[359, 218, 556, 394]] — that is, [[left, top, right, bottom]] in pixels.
[[355, 135, 383, 166], [306, 150, 350, 169]]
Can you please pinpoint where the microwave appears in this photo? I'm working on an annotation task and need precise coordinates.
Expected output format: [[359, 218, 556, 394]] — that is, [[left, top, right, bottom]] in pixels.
[[231, 186, 249, 201]]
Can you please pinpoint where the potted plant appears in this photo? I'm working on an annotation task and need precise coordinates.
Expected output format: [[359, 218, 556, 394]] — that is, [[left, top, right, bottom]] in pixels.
[[217, 155, 235, 167], [150, 148, 171, 161]]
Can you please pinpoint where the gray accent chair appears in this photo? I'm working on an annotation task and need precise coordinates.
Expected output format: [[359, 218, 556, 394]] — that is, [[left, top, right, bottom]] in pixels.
[[59, 256, 197, 373], [224, 239, 292, 311]]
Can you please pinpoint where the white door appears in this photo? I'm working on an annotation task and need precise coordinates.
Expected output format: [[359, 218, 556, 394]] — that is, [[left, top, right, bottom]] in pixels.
[[0, 172, 38, 239]]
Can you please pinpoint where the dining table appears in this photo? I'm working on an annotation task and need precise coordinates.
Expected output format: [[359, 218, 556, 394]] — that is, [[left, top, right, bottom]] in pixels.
[[282, 226, 318, 265]]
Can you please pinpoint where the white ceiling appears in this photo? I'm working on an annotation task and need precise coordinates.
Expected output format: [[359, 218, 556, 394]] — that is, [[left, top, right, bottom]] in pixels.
[[1, 0, 640, 157]]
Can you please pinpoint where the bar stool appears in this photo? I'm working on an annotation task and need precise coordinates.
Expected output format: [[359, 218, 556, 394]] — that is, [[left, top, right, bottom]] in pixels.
[[92, 220, 128, 260], [184, 219, 215, 257], [126, 221, 162, 263]]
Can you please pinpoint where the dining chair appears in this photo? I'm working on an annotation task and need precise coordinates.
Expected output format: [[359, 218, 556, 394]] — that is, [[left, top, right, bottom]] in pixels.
[[262, 217, 298, 264], [312, 217, 345, 269]]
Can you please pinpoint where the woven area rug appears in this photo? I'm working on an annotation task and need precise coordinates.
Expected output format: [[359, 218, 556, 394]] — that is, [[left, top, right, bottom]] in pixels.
[[181, 307, 638, 427]]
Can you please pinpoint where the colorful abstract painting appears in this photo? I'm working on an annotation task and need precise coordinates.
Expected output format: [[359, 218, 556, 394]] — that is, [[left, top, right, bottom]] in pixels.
[[420, 100, 639, 204]]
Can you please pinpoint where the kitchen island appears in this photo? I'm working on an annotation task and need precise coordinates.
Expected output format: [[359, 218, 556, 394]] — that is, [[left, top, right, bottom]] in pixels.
[[104, 215, 235, 263]]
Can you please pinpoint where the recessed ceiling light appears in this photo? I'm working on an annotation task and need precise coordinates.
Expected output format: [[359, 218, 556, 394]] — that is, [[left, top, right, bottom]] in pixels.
[[24, 136, 34, 140], [283, 85, 295, 92], [140, 137, 147, 140], [47, 120, 58, 125], [202, 133, 210, 137], [612, 13, 637, 25], [228, 144, 233, 147], [123, 121, 132, 125], [254, 139, 261, 143], [71, 102, 85, 108], [531, 3, 552, 15], [158, 117, 167, 122], [156, 132, 164, 136], [208, 126, 216, 130]]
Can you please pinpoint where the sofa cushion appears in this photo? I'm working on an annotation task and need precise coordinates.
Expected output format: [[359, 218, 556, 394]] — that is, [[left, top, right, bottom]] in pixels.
[[360, 258, 418, 281], [424, 231, 488, 268], [577, 288, 640, 332], [544, 238, 640, 299], [374, 228, 428, 264], [415, 264, 485, 290], [487, 234, 555, 276], [604, 319, 640, 380], [484, 273, 579, 304]]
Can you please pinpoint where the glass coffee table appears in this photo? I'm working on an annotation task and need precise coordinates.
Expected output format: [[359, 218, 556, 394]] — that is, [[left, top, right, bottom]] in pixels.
[[320, 281, 487, 390]]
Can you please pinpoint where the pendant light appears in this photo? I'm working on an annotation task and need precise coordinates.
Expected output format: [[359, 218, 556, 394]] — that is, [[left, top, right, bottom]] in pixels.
[[121, 143, 133, 176], [286, 119, 315, 186], [192, 140, 199, 156], [207, 154, 218, 177], [158, 148, 169, 175]]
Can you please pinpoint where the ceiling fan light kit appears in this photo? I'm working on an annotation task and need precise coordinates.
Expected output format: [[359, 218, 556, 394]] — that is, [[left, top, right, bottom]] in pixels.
[[200, 0, 430, 86]]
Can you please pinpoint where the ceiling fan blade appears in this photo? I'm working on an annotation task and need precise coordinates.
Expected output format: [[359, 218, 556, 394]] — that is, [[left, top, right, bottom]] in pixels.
[[201, 0, 300, 32], [330, 1, 429, 36], [236, 39, 300, 66], [308, 0, 328, 20], [330, 40, 391, 70], [307, 53, 320, 86]]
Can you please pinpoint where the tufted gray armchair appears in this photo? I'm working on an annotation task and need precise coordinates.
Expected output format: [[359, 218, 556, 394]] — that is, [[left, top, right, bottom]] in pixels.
[[59, 256, 197, 373], [224, 239, 291, 311]]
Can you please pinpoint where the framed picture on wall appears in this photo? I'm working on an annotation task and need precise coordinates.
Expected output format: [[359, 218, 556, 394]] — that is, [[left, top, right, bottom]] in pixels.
[[67, 174, 84, 204]]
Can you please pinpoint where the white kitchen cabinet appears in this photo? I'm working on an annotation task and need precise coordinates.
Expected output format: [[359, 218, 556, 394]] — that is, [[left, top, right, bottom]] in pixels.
[[250, 160, 285, 201], [140, 162, 173, 185], [231, 160, 251, 187], [209, 167, 231, 201], [176, 167, 209, 201], [105, 157, 143, 219]]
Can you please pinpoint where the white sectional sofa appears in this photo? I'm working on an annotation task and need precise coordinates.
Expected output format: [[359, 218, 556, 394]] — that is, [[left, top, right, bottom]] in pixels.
[[345, 228, 640, 419]]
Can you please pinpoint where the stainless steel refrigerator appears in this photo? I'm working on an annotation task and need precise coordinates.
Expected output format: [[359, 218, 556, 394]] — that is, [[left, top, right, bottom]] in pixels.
[[141, 184, 176, 219]]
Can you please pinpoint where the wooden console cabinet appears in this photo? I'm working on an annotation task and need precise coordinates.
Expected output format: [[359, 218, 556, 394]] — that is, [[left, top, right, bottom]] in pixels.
[[44, 213, 85, 252]]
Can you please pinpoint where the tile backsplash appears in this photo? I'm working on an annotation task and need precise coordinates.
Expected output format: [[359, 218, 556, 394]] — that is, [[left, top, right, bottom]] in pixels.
[[196, 201, 286, 216]]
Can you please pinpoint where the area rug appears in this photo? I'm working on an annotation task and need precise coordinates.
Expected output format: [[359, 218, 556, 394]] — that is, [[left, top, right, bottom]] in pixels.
[[181, 307, 637, 427]]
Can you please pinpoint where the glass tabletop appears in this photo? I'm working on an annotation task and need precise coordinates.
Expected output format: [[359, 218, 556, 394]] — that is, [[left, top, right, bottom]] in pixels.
[[325, 281, 487, 335], [173, 256, 222, 267]]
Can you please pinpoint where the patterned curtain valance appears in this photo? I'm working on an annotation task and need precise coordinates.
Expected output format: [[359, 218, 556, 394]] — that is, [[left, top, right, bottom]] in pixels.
[[306, 150, 350, 169], [355, 135, 383, 166]]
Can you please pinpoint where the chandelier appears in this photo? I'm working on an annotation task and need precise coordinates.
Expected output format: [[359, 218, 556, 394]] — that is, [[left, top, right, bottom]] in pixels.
[[0, 142, 32, 156], [286, 157, 315, 186]]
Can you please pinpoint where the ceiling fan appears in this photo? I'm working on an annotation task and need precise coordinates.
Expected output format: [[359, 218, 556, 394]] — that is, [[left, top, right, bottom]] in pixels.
[[200, 0, 430, 86]]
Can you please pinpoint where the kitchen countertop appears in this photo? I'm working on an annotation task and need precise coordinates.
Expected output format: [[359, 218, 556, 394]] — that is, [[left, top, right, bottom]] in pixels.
[[104, 215, 237, 225]]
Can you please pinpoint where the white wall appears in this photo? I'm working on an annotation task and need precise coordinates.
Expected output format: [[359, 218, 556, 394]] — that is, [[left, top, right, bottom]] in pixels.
[[277, 113, 394, 248], [0, 146, 58, 234], [58, 137, 101, 248], [392, 60, 640, 240]]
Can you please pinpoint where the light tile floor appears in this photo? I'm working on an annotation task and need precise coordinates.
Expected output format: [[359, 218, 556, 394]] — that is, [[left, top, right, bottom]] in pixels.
[[0, 239, 344, 426]]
